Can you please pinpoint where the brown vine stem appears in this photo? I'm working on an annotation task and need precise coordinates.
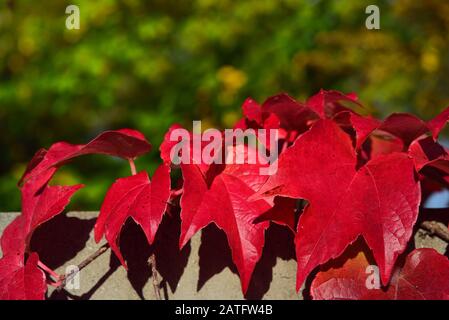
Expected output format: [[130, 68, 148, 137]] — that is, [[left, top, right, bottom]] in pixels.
[[148, 254, 162, 300], [56, 243, 110, 290], [420, 221, 449, 243]]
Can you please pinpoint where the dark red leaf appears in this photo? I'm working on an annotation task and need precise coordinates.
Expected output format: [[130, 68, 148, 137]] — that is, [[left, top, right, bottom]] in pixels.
[[311, 247, 449, 300], [409, 136, 449, 173], [306, 89, 361, 119], [242, 98, 263, 125], [348, 112, 429, 151], [428, 106, 449, 139], [94, 165, 171, 267], [261, 93, 317, 132], [19, 129, 151, 187], [1, 179, 83, 257], [253, 197, 297, 232], [256, 119, 421, 290], [0, 253, 46, 300], [179, 146, 273, 293]]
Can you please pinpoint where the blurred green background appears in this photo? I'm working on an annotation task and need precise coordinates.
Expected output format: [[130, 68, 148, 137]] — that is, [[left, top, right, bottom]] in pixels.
[[1, 0, 449, 211]]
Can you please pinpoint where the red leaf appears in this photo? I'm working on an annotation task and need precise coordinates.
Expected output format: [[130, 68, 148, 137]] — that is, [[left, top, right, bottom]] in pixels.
[[409, 136, 449, 173], [19, 129, 151, 187], [242, 98, 263, 125], [181, 172, 271, 293], [428, 106, 449, 139], [160, 124, 185, 165], [160, 124, 211, 174], [348, 113, 382, 150], [94, 165, 171, 267], [253, 197, 297, 232], [0, 253, 46, 300], [256, 119, 421, 290], [178, 164, 209, 248], [311, 247, 449, 300], [179, 146, 273, 293], [1, 179, 83, 257], [0, 170, 82, 300], [261, 93, 317, 132], [368, 134, 404, 158], [349, 113, 429, 150], [306, 89, 361, 118], [379, 113, 429, 147]]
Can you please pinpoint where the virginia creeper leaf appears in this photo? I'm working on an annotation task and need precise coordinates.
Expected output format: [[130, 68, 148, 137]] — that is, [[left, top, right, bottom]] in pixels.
[[256, 119, 421, 290], [311, 247, 449, 300], [0, 253, 46, 300], [1, 178, 83, 257], [428, 106, 449, 139], [306, 89, 361, 119], [94, 165, 171, 267], [179, 146, 273, 293], [19, 129, 151, 187]]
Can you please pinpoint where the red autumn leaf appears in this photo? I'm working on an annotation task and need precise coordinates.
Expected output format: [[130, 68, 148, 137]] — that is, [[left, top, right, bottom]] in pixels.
[[348, 113, 382, 150], [160, 124, 185, 165], [306, 89, 362, 119], [242, 97, 264, 125], [0, 165, 82, 300], [253, 197, 297, 232], [261, 93, 317, 132], [409, 136, 449, 173], [1, 177, 83, 257], [0, 253, 46, 300], [428, 106, 449, 139], [368, 134, 404, 158], [255, 119, 421, 290], [94, 164, 171, 267], [311, 246, 449, 300], [181, 171, 271, 294], [378, 113, 429, 147], [179, 146, 273, 293], [160, 124, 212, 174], [177, 164, 209, 247], [408, 137, 449, 195], [19, 129, 151, 187], [347, 111, 428, 151], [237, 94, 317, 145]]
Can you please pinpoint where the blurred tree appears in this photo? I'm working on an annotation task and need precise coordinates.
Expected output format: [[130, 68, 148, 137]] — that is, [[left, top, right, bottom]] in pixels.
[[1, 0, 449, 210]]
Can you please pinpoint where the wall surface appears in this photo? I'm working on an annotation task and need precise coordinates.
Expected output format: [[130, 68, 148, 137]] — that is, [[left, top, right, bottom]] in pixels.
[[0, 211, 447, 300], [0, 211, 300, 300]]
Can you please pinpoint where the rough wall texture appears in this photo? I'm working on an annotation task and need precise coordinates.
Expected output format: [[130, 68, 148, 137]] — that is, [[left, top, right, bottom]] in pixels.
[[0, 211, 446, 300], [0, 211, 299, 300]]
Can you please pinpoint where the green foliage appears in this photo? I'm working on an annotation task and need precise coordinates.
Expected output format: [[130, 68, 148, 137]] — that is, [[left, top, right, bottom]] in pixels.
[[1, 0, 449, 210]]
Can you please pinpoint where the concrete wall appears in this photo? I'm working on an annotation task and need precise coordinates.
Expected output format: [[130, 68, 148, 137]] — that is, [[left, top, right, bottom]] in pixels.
[[0, 211, 446, 300], [0, 211, 299, 300]]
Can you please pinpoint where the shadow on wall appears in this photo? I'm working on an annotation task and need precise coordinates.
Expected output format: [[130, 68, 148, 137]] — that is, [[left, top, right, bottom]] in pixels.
[[30, 211, 296, 300]]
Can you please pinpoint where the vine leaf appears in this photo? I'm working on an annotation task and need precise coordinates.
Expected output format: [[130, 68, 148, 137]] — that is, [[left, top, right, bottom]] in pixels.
[[311, 247, 449, 300], [0, 253, 46, 300], [255, 119, 421, 290], [428, 105, 449, 139], [178, 146, 273, 294], [0, 173, 82, 300], [19, 129, 151, 188], [94, 164, 171, 267], [1, 176, 83, 258]]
